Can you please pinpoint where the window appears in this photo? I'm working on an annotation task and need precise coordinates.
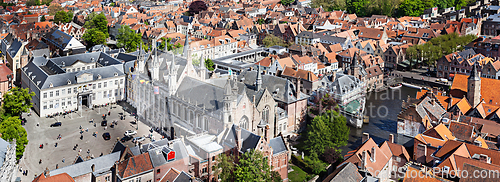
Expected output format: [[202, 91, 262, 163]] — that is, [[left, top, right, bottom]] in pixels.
[[43, 102, 47, 110], [74, 87, 77, 93], [61, 89, 65, 95], [115, 89, 118, 96], [105, 176, 110, 182], [55, 90, 59, 96], [204, 117, 208, 131], [49, 101, 53, 108], [49, 91, 53, 97], [62, 98, 65, 106], [157, 169, 161, 174], [43, 92, 47, 98], [68, 100, 71, 106], [98, 83, 102, 88], [104, 82, 107, 87], [120, 79, 124, 84], [103, 91, 107, 98], [115, 80, 118, 85], [262, 106, 270, 123], [93, 93, 96, 100], [68, 88, 71, 94]]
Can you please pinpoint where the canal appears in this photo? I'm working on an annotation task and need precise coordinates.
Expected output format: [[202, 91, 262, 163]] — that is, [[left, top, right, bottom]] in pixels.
[[339, 86, 419, 155]]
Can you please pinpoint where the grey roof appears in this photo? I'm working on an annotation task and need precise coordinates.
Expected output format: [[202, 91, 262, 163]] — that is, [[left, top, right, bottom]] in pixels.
[[148, 147, 168, 167], [7, 39, 22, 57], [130, 146, 141, 156], [50, 151, 121, 178], [0, 138, 9, 165], [331, 73, 363, 95], [486, 6, 500, 11], [173, 171, 192, 182], [222, 124, 261, 153], [116, 53, 138, 62], [323, 162, 363, 182], [317, 35, 347, 43], [171, 139, 189, 161], [43, 29, 81, 50], [236, 70, 309, 104], [457, 49, 476, 60], [176, 77, 224, 113], [111, 141, 127, 155], [22, 52, 125, 89], [268, 136, 287, 155]]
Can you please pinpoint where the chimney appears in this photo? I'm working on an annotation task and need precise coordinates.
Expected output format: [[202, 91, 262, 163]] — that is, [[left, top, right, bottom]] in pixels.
[[362, 133, 369, 143], [371, 147, 376, 162], [431, 98, 435, 106], [296, 77, 301, 96], [91, 164, 95, 172], [389, 134, 394, 143], [362, 150, 368, 170], [265, 125, 270, 143], [236, 125, 242, 151]]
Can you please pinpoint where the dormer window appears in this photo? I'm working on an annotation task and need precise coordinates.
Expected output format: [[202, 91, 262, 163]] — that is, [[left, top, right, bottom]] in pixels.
[[114, 72, 118, 76], [97, 74, 102, 79], [67, 80, 71, 84], [49, 83, 53, 88]]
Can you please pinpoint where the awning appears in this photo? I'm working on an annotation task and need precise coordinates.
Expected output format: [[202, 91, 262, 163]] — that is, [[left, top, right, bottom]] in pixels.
[[449, 73, 455, 78]]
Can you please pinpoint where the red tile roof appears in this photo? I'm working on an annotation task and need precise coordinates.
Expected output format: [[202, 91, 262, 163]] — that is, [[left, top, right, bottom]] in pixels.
[[117, 153, 153, 179]]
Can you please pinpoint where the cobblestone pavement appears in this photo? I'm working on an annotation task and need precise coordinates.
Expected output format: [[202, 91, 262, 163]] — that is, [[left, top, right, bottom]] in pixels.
[[17, 103, 162, 181]]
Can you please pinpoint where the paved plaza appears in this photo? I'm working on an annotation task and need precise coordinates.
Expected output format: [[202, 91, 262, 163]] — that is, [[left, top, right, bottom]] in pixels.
[[17, 102, 162, 181]]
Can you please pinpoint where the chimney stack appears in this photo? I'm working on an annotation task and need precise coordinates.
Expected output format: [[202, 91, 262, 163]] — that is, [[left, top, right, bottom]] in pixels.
[[362, 133, 369, 143], [236, 125, 242, 151], [389, 134, 394, 143], [371, 147, 376, 162], [91, 164, 95, 172], [265, 125, 270, 143], [296, 78, 301, 96], [362, 150, 368, 170]]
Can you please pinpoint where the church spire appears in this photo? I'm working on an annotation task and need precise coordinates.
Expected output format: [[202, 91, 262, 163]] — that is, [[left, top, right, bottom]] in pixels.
[[469, 63, 481, 81], [256, 64, 262, 91]]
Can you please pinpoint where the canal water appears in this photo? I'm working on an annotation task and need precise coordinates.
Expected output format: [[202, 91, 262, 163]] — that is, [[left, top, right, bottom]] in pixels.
[[339, 86, 419, 155]]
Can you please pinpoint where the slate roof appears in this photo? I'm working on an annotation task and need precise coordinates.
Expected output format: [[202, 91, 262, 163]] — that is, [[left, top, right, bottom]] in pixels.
[[175, 77, 224, 113], [7, 38, 22, 57], [50, 152, 120, 178], [331, 73, 364, 96], [322, 162, 363, 182], [22, 52, 125, 90], [0, 138, 9, 165], [173, 171, 193, 182], [221, 124, 261, 152], [268, 136, 287, 155]]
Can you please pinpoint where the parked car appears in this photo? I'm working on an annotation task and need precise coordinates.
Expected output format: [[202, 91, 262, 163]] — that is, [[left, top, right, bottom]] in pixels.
[[132, 137, 145, 143], [102, 132, 111, 140], [436, 78, 448, 83], [101, 120, 107, 126], [125, 130, 137, 136], [50, 122, 62, 127], [120, 135, 133, 142]]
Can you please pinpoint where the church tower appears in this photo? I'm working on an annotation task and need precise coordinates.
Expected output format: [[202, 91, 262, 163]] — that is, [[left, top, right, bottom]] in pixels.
[[223, 78, 234, 129], [350, 50, 361, 80], [167, 51, 177, 96], [256, 65, 262, 91], [468, 63, 481, 107], [137, 43, 145, 73]]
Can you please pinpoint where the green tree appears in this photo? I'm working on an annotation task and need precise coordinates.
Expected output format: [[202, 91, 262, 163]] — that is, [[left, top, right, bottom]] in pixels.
[[256, 18, 265, 25], [215, 153, 235, 182], [2, 87, 35, 117], [117, 25, 143, 52], [82, 28, 106, 48], [217, 150, 281, 182], [302, 110, 349, 157], [205, 58, 215, 71], [0, 117, 28, 159], [262, 34, 288, 48], [280, 0, 294, 6], [40, 15, 46, 21], [84, 13, 108, 38], [346, 0, 370, 17], [53, 11, 67, 23]]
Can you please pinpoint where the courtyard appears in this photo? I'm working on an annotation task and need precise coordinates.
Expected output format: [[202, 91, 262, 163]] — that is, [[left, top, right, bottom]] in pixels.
[[17, 102, 162, 181]]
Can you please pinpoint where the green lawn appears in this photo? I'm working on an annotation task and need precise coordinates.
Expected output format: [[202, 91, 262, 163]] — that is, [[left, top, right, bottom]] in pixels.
[[288, 165, 312, 182]]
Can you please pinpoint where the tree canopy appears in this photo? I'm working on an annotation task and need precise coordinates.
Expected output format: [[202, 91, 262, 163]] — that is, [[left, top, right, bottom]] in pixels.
[[53, 10, 73, 24], [263, 34, 289, 48], [2, 87, 35, 117], [117, 25, 144, 52], [205, 58, 215, 71], [0, 117, 28, 159], [280, 0, 294, 6], [188, 1, 207, 15], [216, 150, 282, 182], [82, 13, 109, 48], [406, 33, 477, 67]]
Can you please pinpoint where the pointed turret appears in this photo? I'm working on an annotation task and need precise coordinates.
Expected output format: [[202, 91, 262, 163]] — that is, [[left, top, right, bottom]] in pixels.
[[182, 33, 191, 58], [467, 63, 481, 107], [223, 78, 233, 129], [256, 65, 262, 91]]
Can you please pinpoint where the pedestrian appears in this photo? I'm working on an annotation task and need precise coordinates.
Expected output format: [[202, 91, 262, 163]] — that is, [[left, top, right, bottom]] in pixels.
[[94, 123, 96, 127], [86, 128, 88, 132], [79, 148, 82, 153], [39, 159, 42, 164], [22, 170, 25, 176], [87, 149, 90, 154], [55, 142, 58, 147], [62, 157, 65, 163], [56, 164, 58, 169], [26, 170, 28, 176], [80, 134, 83, 140], [100, 152, 103, 157], [104, 126, 107, 130], [37, 122, 39, 127]]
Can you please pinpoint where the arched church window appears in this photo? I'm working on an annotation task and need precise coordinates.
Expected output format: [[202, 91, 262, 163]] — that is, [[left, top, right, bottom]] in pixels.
[[240, 116, 248, 129], [262, 106, 270, 123], [184, 108, 188, 122], [203, 117, 208, 131], [197, 114, 202, 128], [190, 111, 194, 125]]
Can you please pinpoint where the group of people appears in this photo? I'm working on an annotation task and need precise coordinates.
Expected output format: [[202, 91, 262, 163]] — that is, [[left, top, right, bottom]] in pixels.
[[19, 167, 28, 176]]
